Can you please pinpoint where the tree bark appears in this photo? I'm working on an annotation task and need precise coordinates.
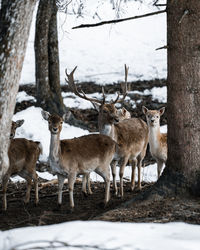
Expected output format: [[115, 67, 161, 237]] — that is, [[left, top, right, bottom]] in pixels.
[[35, 0, 66, 116], [166, 0, 200, 195], [0, 0, 36, 179]]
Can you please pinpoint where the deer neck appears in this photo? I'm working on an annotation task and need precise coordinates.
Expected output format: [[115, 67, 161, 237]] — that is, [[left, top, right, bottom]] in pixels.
[[49, 132, 61, 170], [148, 124, 161, 150], [100, 123, 117, 141]]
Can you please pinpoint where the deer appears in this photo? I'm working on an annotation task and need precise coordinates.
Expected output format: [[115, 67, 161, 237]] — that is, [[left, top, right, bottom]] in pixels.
[[41, 110, 117, 209], [142, 106, 167, 179], [65, 65, 149, 198], [2, 120, 42, 211]]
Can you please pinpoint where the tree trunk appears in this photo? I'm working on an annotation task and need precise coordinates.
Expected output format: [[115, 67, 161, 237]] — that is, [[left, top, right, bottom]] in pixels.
[[35, 0, 66, 116], [166, 0, 200, 195], [0, 0, 36, 179]]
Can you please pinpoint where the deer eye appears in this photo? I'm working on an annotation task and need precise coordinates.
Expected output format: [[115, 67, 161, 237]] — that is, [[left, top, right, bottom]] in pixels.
[[60, 121, 63, 124]]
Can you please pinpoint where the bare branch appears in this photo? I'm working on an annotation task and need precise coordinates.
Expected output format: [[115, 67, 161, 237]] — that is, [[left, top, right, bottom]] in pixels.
[[179, 9, 189, 24], [155, 45, 168, 50], [72, 9, 166, 29]]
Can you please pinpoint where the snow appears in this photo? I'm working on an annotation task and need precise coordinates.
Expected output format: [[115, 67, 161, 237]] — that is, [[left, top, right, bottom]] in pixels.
[[20, 0, 167, 85], [1, 221, 200, 250], [16, 91, 36, 103]]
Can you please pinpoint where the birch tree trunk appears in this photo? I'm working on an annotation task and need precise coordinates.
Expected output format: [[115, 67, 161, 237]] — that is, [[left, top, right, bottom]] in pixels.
[[0, 0, 36, 179]]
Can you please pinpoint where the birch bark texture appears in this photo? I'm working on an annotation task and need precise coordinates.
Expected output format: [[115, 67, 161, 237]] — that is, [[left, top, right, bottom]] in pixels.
[[0, 0, 36, 179]]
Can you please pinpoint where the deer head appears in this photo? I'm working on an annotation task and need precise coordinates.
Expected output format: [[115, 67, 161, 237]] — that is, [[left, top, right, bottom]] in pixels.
[[10, 119, 24, 139], [142, 106, 165, 128], [41, 111, 70, 135]]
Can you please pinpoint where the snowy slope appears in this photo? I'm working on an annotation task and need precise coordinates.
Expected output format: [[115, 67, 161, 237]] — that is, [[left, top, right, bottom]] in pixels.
[[20, 0, 166, 85]]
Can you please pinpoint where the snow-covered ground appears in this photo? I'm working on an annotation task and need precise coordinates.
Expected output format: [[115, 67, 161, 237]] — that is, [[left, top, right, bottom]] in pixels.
[[1, 221, 200, 250]]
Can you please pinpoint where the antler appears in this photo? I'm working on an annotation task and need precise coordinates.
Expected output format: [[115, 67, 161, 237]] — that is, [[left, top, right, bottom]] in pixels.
[[65, 66, 104, 104], [112, 64, 128, 104]]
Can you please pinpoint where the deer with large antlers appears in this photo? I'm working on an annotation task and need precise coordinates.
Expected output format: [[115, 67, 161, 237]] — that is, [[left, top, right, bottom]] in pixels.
[[41, 111, 117, 209], [2, 120, 42, 211], [65, 66, 149, 197]]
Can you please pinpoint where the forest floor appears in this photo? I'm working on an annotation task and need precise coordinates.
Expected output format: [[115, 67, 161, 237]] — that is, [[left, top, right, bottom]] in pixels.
[[1, 79, 200, 231]]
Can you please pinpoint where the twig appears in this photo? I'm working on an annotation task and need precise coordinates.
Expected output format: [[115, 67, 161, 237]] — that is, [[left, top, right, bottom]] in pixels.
[[155, 45, 168, 51], [72, 9, 166, 29], [179, 10, 189, 24], [11, 239, 120, 250]]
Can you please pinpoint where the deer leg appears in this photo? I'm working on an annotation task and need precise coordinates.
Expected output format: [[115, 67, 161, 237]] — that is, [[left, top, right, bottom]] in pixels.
[[2, 173, 10, 211], [137, 158, 142, 190], [82, 174, 87, 196], [119, 156, 129, 198], [130, 158, 137, 191], [33, 172, 39, 205], [87, 173, 93, 195], [68, 173, 76, 209], [110, 160, 118, 196], [95, 168, 110, 205], [157, 160, 164, 179], [57, 174, 65, 205], [24, 177, 32, 204]]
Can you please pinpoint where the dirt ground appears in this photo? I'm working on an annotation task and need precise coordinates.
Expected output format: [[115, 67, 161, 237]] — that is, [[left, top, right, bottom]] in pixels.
[[1, 79, 200, 231]]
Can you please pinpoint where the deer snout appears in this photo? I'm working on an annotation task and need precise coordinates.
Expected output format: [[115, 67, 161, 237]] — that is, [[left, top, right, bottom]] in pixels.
[[52, 127, 58, 133], [10, 133, 14, 139]]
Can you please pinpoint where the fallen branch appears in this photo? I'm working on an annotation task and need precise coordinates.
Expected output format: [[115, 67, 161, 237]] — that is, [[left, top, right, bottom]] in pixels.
[[72, 9, 166, 29], [11, 239, 119, 250]]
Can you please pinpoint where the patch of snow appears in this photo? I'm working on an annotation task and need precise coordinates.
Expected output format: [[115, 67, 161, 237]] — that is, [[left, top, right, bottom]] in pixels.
[[1, 221, 200, 250], [16, 91, 36, 103]]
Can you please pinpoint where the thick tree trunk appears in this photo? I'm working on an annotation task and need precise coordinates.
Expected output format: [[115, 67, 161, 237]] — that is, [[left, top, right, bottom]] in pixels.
[[0, 0, 36, 179], [35, 0, 66, 116], [166, 0, 200, 195]]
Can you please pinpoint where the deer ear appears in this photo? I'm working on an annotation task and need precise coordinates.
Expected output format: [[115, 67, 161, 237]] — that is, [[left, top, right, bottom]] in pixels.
[[41, 110, 50, 120], [142, 106, 148, 115], [91, 102, 100, 112], [121, 107, 126, 115], [63, 110, 71, 122], [16, 119, 24, 128], [159, 107, 165, 116]]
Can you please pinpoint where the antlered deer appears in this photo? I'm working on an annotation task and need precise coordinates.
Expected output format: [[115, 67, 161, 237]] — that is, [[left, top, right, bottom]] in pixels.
[[2, 120, 42, 211], [142, 106, 167, 178], [41, 111, 116, 209], [65, 66, 149, 197]]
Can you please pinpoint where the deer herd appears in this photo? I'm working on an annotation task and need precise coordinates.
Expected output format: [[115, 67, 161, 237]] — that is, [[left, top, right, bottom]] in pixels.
[[1, 65, 167, 211]]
